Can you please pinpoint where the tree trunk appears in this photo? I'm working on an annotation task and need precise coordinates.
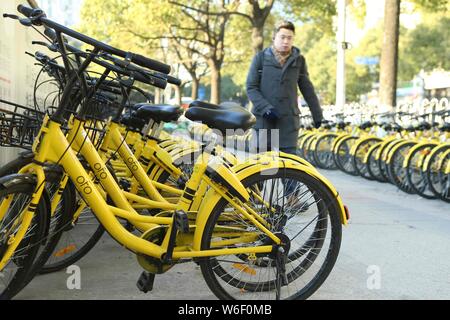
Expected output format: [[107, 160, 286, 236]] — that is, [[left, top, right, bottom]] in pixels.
[[191, 77, 199, 100], [379, 0, 400, 110], [174, 85, 182, 106], [251, 24, 265, 54], [209, 65, 221, 104]]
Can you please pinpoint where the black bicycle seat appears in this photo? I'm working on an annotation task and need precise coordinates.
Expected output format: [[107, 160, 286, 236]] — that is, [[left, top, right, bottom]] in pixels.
[[134, 104, 184, 123], [185, 104, 256, 134]]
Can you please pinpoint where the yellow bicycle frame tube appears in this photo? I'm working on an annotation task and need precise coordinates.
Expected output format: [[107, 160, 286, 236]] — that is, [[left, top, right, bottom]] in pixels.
[[189, 154, 348, 253], [26, 117, 279, 259]]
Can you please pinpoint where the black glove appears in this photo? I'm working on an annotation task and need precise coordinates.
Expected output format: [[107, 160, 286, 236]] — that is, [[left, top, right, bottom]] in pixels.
[[263, 108, 280, 122], [314, 119, 322, 129]]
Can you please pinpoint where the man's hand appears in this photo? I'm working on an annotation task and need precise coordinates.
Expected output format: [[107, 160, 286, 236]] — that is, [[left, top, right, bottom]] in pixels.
[[263, 108, 280, 121]]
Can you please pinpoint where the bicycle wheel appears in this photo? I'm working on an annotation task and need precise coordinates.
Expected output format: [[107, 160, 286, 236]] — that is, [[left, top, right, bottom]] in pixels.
[[298, 134, 315, 159], [426, 145, 450, 200], [352, 138, 382, 179], [23, 170, 76, 278], [334, 136, 359, 175], [388, 142, 416, 193], [301, 135, 317, 163], [438, 153, 450, 202], [0, 152, 34, 177], [41, 149, 192, 273], [0, 155, 77, 276], [199, 169, 342, 300], [0, 175, 49, 299], [313, 134, 338, 170], [365, 143, 383, 182], [379, 139, 403, 183], [406, 143, 438, 199], [39, 181, 105, 274]]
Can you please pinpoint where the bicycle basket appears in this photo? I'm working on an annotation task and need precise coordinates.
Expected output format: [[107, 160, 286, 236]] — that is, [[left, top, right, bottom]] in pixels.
[[0, 99, 45, 149]]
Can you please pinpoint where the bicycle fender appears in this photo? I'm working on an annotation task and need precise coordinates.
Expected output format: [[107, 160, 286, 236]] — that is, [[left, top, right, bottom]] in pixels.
[[402, 142, 438, 168], [363, 141, 382, 164], [0, 173, 51, 239], [385, 140, 413, 164], [422, 143, 450, 171], [192, 157, 348, 251]]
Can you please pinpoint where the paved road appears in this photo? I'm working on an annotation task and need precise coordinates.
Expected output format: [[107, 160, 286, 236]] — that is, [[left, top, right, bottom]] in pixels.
[[16, 170, 450, 300]]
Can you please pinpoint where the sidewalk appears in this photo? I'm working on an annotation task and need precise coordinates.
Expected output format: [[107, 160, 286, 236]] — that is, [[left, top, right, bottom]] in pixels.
[[16, 170, 450, 300]]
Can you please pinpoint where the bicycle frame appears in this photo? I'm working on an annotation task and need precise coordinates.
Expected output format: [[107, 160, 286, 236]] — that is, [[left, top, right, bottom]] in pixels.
[[7, 116, 283, 264]]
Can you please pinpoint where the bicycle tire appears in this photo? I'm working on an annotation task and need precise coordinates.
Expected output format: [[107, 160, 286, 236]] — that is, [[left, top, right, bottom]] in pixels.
[[352, 138, 382, 179], [0, 175, 49, 299], [199, 169, 342, 300], [334, 136, 359, 175], [388, 142, 417, 194], [406, 143, 438, 199], [313, 134, 338, 170], [426, 145, 450, 200]]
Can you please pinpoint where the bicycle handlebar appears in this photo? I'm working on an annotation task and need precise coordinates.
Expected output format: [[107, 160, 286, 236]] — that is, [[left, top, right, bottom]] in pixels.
[[17, 5, 171, 75], [17, 4, 34, 18], [164, 74, 182, 86]]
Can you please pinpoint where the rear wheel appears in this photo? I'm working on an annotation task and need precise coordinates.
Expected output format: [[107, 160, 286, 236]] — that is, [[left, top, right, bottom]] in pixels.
[[426, 146, 450, 200], [366, 144, 384, 182], [313, 134, 338, 170], [388, 142, 416, 194], [334, 136, 359, 176], [406, 144, 438, 199], [379, 139, 403, 183], [199, 169, 342, 300], [353, 138, 382, 179]]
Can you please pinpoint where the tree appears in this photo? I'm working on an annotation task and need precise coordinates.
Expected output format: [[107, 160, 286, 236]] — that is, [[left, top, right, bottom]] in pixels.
[[168, 1, 239, 104], [399, 14, 450, 80], [280, 0, 337, 35], [379, 0, 401, 109], [227, 0, 275, 54], [78, 0, 212, 103], [378, 0, 448, 108], [172, 42, 209, 101]]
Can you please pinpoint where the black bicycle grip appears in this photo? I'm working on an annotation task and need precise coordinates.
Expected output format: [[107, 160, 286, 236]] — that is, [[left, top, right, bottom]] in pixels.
[[44, 27, 57, 40], [166, 75, 182, 86], [134, 72, 167, 90], [17, 5, 34, 18], [131, 53, 171, 75]]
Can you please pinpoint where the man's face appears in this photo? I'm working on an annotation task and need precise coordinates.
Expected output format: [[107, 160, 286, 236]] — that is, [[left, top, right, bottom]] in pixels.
[[273, 28, 295, 53]]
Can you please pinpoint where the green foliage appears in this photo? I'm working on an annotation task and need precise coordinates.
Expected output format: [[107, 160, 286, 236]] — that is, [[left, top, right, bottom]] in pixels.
[[77, 0, 448, 105], [279, 0, 336, 35], [410, 0, 449, 12], [222, 10, 280, 89], [298, 26, 337, 104], [400, 14, 450, 79]]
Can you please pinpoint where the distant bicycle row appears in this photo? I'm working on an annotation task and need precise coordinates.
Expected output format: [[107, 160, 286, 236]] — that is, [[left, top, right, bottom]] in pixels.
[[298, 107, 450, 202]]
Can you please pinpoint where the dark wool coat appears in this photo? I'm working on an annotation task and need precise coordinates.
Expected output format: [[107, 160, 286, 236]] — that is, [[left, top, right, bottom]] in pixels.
[[246, 46, 323, 148]]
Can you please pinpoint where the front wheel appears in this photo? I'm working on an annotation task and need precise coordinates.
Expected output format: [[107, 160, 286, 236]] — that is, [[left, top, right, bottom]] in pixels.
[[199, 168, 342, 300], [0, 175, 49, 299]]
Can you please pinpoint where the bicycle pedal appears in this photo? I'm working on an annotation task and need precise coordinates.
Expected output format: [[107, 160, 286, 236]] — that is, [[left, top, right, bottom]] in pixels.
[[136, 271, 155, 293], [175, 210, 189, 233]]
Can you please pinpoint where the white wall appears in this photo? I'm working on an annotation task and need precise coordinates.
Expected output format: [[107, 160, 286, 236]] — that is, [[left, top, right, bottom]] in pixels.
[[0, 0, 56, 165]]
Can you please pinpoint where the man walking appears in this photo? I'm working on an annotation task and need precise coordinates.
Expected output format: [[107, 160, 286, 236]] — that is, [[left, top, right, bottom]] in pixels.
[[246, 21, 323, 155]]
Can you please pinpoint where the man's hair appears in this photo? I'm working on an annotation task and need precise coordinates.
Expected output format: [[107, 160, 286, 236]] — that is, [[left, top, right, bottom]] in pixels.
[[273, 21, 295, 38]]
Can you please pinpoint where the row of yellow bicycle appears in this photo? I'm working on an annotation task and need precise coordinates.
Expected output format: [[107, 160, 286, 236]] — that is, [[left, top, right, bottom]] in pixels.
[[298, 104, 450, 203], [0, 5, 348, 300]]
